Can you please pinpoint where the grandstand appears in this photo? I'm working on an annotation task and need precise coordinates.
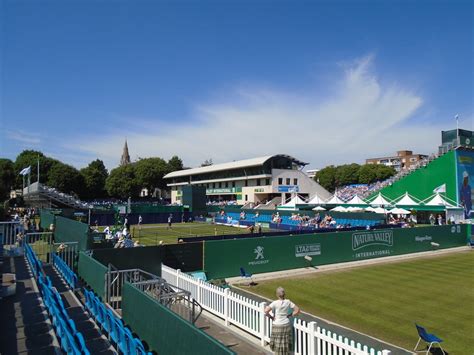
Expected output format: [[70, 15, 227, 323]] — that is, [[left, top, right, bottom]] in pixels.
[[23, 182, 92, 209]]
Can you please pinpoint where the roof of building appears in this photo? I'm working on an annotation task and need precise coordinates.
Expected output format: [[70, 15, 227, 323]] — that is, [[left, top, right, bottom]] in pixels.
[[164, 154, 307, 179]]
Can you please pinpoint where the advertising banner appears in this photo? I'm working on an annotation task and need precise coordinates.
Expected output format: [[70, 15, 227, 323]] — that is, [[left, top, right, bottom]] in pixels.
[[456, 150, 474, 218], [203, 225, 468, 279]]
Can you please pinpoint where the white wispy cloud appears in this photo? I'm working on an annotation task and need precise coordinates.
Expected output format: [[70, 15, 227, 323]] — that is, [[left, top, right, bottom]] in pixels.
[[7, 130, 42, 145], [64, 55, 445, 170]]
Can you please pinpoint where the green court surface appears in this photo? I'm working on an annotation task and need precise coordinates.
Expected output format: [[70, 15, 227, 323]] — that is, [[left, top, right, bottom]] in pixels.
[[251, 251, 474, 354], [129, 222, 263, 245]]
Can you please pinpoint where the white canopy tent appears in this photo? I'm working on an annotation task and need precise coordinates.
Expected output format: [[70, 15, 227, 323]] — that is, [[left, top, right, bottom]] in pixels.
[[307, 194, 327, 205], [312, 206, 326, 211], [423, 193, 454, 207], [394, 192, 421, 206], [365, 206, 377, 212], [369, 193, 393, 207], [345, 195, 368, 205], [326, 194, 345, 205], [279, 195, 308, 210]]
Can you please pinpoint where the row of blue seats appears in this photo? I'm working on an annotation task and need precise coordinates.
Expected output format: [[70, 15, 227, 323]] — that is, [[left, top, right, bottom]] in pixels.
[[53, 253, 77, 289], [25, 243, 42, 278], [24, 244, 90, 355], [38, 274, 90, 355], [84, 289, 151, 355]]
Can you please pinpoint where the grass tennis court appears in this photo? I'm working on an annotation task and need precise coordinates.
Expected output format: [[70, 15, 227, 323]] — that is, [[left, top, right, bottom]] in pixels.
[[251, 251, 474, 354], [129, 222, 270, 245]]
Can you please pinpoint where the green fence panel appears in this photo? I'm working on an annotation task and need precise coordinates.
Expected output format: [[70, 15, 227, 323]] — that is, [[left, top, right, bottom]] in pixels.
[[122, 282, 235, 355], [55, 215, 92, 251], [92, 247, 163, 276], [204, 225, 468, 279], [40, 209, 56, 230], [130, 205, 184, 214], [77, 252, 107, 298]]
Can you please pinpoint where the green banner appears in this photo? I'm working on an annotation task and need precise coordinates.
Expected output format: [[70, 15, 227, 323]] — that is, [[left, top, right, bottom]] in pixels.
[[78, 251, 108, 298], [122, 282, 235, 355], [203, 225, 468, 279], [55, 215, 92, 251]]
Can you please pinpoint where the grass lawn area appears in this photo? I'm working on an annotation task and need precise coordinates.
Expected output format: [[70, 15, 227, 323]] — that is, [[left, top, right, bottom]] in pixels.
[[251, 251, 474, 354], [126, 222, 268, 245]]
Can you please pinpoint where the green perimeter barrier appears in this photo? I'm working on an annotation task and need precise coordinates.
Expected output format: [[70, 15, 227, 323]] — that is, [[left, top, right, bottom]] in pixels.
[[92, 242, 203, 275], [122, 282, 235, 355], [204, 225, 469, 279], [130, 204, 184, 214], [40, 209, 56, 230], [55, 215, 92, 251], [93, 247, 163, 276], [78, 251, 108, 298]]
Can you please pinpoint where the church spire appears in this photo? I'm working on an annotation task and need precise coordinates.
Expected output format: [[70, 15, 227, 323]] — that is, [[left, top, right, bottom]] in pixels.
[[120, 139, 131, 166]]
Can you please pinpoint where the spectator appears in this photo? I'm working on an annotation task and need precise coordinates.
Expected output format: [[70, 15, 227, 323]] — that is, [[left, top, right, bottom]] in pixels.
[[264, 287, 300, 355]]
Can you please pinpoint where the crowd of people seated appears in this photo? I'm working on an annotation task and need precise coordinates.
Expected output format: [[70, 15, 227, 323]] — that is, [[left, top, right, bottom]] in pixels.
[[206, 199, 238, 206], [97, 225, 143, 248]]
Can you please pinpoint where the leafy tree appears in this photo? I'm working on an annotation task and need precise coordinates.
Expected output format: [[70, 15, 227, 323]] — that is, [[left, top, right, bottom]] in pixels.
[[201, 158, 213, 167], [167, 155, 184, 173], [358, 164, 378, 184], [335, 163, 360, 186], [135, 157, 169, 193], [0, 159, 15, 201], [47, 162, 85, 196], [315, 165, 337, 192], [105, 165, 140, 199], [374, 165, 396, 181], [80, 159, 108, 200], [14, 150, 59, 188]]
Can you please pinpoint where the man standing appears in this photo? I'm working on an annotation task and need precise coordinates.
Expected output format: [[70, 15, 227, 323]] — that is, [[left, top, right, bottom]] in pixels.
[[460, 171, 472, 219], [167, 214, 173, 229], [138, 215, 143, 226]]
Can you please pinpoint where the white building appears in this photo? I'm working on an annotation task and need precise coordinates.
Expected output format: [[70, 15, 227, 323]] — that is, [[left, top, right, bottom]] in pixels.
[[164, 154, 331, 206]]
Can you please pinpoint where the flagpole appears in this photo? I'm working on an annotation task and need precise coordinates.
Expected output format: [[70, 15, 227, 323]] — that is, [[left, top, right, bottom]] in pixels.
[[455, 114, 459, 146], [37, 155, 40, 183]]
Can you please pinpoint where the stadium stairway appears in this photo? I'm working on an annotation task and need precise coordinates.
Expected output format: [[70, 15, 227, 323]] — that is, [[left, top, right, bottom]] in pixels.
[[0, 254, 59, 355], [41, 263, 117, 354]]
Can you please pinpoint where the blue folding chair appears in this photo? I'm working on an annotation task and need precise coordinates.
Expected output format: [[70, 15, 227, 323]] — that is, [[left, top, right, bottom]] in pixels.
[[414, 324, 445, 354], [239, 267, 253, 285]]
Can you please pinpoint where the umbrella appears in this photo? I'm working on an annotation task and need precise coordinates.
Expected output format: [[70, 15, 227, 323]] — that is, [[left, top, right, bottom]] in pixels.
[[331, 206, 348, 212]]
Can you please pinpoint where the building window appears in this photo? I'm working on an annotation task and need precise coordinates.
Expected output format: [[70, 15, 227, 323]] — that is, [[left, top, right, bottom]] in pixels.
[[286, 178, 290, 185], [207, 183, 210, 188], [212, 183, 216, 188], [245, 180, 248, 187], [256, 179, 261, 186], [293, 178, 298, 185], [245, 195, 248, 201], [232, 181, 236, 187], [266, 178, 270, 185], [278, 178, 283, 185], [225, 182, 229, 188], [219, 182, 222, 188]]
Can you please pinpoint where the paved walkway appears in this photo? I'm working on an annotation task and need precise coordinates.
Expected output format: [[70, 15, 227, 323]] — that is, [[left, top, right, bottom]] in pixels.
[[0, 255, 59, 355]]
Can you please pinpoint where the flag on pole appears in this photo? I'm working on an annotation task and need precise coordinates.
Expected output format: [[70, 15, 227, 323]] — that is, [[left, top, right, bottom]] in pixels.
[[19, 166, 31, 176], [433, 184, 446, 194]]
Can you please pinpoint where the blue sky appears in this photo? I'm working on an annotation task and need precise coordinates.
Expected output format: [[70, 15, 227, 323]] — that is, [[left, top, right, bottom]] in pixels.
[[1, 0, 473, 170]]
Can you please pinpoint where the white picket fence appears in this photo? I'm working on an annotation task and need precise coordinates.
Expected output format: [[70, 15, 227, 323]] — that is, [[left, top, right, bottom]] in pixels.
[[161, 264, 391, 355]]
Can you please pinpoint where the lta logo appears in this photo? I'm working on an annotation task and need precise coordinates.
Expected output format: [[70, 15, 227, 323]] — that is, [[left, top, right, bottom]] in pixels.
[[254, 246, 265, 260]]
